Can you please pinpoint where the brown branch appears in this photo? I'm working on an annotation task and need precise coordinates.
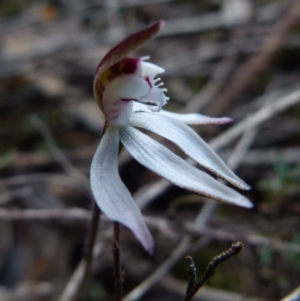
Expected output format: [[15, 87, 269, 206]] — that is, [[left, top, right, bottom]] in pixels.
[[114, 222, 123, 301], [185, 256, 198, 295], [0, 208, 91, 222], [187, 224, 300, 254], [181, 242, 243, 301], [72, 204, 101, 301]]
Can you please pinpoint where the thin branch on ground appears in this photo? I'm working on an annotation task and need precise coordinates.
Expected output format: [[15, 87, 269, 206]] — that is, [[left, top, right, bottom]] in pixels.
[[0, 208, 91, 222], [181, 242, 243, 301], [113, 222, 123, 301], [186, 224, 300, 254], [220, 146, 300, 166], [2, 207, 298, 255], [2, 173, 89, 193]]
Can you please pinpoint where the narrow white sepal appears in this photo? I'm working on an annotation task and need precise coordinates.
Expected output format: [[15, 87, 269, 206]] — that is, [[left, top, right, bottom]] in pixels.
[[159, 110, 232, 125], [129, 112, 249, 190], [131, 103, 232, 124], [90, 126, 154, 253], [120, 126, 253, 208]]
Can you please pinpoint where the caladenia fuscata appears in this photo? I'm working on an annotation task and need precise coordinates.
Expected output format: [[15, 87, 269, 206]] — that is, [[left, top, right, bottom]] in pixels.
[[90, 21, 252, 253]]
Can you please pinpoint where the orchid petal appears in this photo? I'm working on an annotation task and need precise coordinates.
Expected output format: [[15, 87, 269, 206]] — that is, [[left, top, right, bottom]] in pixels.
[[139, 85, 168, 112], [132, 103, 232, 124], [104, 75, 149, 100], [95, 21, 165, 76], [120, 126, 252, 208], [159, 110, 232, 125], [129, 112, 249, 190], [102, 75, 149, 125], [140, 61, 165, 78], [90, 126, 154, 253]]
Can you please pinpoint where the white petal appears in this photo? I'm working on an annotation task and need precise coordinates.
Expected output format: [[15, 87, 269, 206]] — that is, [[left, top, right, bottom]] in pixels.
[[159, 110, 232, 125], [104, 74, 149, 100], [140, 61, 165, 79], [139, 84, 168, 112], [90, 126, 154, 253], [120, 126, 253, 208], [103, 75, 149, 125], [129, 112, 249, 190]]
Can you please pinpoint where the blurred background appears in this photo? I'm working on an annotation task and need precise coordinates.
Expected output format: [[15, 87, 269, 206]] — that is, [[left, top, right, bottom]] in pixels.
[[1, 0, 300, 300]]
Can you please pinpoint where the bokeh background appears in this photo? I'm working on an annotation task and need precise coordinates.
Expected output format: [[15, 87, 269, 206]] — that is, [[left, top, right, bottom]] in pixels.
[[1, 0, 300, 300]]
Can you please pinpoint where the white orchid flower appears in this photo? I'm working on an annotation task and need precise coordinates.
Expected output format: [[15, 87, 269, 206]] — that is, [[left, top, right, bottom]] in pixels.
[[90, 21, 252, 253]]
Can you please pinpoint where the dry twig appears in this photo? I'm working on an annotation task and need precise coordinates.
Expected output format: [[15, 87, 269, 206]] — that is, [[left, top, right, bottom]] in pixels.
[[181, 242, 243, 301], [113, 222, 123, 301]]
